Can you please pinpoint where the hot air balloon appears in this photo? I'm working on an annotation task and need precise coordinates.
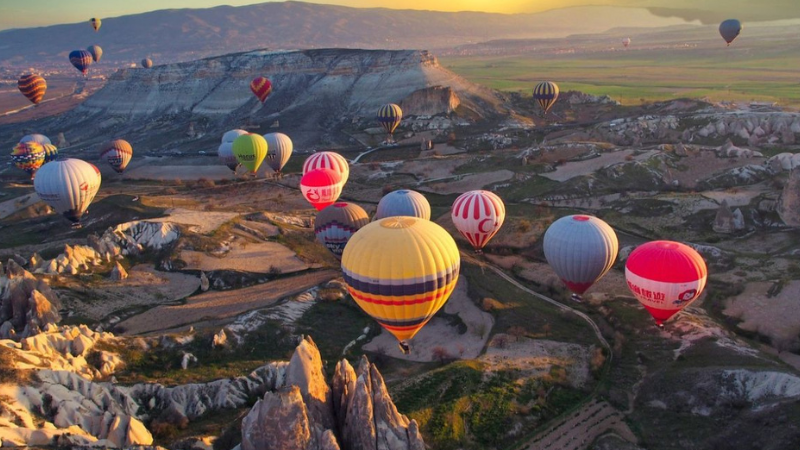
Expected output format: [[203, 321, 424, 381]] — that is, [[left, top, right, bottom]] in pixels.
[[301, 169, 342, 211], [374, 189, 431, 221], [20, 134, 51, 145], [141, 58, 153, 69], [18, 74, 46, 105], [250, 76, 272, 103], [42, 144, 59, 163], [342, 216, 461, 354], [263, 133, 293, 176], [100, 139, 133, 173], [34, 158, 101, 227], [69, 50, 93, 75], [302, 151, 349, 185], [625, 241, 707, 327], [90, 18, 101, 32], [314, 202, 369, 259], [87, 45, 103, 62], [543, 215, 618, 301], [719, 19, 742, 46], [622, 37, 631, 48], [218, 129, 247, 172], [451, 190, 505, 253], [533, 81, 559, 115], [232, 134, 267, 174], [377, 103, 403, 142], [11, 141, 46, 179]]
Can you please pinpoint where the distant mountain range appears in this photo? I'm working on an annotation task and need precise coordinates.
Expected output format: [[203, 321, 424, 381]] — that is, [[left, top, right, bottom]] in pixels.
[[0, 1, 689, 67]]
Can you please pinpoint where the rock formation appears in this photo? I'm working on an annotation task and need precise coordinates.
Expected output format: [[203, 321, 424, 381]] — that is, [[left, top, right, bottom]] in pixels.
[[713, 200, 745, 233], [0, 261, 61, 340], [778, 169, 800, 226], [399, 86, 460, 116], [200, 271, 210, 292], [110, 262, 129, 281]]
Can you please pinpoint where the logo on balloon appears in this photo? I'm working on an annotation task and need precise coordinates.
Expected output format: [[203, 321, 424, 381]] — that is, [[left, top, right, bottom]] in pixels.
[[307, 189, 320, 201], [674, 289, 698, 305]]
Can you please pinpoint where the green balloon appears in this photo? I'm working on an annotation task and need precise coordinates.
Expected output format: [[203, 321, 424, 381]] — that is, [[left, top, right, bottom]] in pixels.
[[232, 134, 267, 173]]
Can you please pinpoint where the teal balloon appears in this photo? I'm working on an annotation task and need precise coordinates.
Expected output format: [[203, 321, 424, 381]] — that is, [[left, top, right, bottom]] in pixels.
[[374, 189, 431, 221]]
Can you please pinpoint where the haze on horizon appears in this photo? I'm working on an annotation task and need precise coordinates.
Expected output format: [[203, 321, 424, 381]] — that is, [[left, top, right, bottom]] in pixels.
[[1, 0, 798, 30]]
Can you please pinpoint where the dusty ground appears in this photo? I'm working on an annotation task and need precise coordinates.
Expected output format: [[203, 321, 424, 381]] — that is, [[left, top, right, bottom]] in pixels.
[[362, 278, 494, 362], [117, 269, 338, 335], [418, 169, 514, 194], [149, 208, 239, 234], [724, 280, 800, 344], [123, 165, 237, 181], [665, 151, 766, 189], [523, 400, 636, 450], [540, 150, 656, 182], [180, 241, 308, 273], [58, 265, 201, 321], [0, 192, 40, 219]]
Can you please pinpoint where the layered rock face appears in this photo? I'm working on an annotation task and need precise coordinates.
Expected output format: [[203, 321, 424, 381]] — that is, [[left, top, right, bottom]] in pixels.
[[0, 261, 61, 340], [242, 337, 424, 450], [778, 169, 800, 226]]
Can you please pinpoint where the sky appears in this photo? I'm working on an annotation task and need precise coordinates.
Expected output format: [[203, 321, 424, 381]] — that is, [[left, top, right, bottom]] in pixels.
[[1, 0, 797, 30]]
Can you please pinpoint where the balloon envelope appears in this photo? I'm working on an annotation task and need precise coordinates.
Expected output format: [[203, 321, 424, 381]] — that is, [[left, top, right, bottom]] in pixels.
[[90, 18, 101, 31], [451, 190, 505, 251], [543, 215, 618, 295], [301, 169, 342, 211], [375, 189, 431, 221], [141, 58, 153, 68], [100, 139, 133, 173], [263, 133, 293, 173], [42, 144, 59, 163], [625, 241, 707, 325], [218, 129, 247, 171], [250, 77, 272, 103], [11, 141, 46, 179], [303, 152, 349, 185], [341, 216, 461, 343], [533, 81, 559, 114], [69, 50, 93, 74], [34, 158, 101, 224], [622, 37, 631, 47], [314, 202, 369, 259], [87, 45, 103, 62], [377, 103, 403, 135], [719, 19, 742, 45], [20, 134, 51, 145], [18, 74, 46, 104], [232, 134, 267, 174]]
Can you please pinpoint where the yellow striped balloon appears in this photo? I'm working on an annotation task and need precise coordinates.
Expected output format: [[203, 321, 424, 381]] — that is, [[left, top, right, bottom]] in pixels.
[[341, 216, 460, 346], [377, 103, 403, 135], [533, 81, 560, 114]]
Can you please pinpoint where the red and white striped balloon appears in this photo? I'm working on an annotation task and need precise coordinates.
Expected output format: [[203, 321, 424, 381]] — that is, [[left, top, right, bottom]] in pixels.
[[302, 152, 349, 185], [625, 240, 707, 326], [451, 190, 505, 251], [300, 168, 343, 211]]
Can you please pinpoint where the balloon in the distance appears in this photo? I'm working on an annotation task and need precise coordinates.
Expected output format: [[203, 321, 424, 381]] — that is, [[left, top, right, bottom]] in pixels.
[[341, 216, 461, 350], [100, 139, 133, 173], [11, 141, 46, 179], [87, 45, 103, 62], [34, 159, 101, 225], [301, 168, 342, 211], [20, 134, 51, 145], [314, 202, 369, 259], [42, 144, 59, 163], [90, 18, 101, 31], [377, 103, 403, 135], [622, 37, 631, 48], [219, 129, 247, 171], [303, 151, 349, 185], [625, 241, 707, 326], [232, 134, 268, 174], [69, 50, 93, 74], [543, 215, 619, 296], [451, 190, 506, 252], [374, 189, 431, 221], [18, 74, 47, 104], [263, 132, 293, 174], [719, 19, 742, 46], [533, 81, 559, 114], [250, 77, 272, 103], [141, 58, 153, 69]]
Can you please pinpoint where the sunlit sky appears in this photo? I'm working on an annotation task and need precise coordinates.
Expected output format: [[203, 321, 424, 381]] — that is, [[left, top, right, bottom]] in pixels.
[[1, 0, 795, 30]]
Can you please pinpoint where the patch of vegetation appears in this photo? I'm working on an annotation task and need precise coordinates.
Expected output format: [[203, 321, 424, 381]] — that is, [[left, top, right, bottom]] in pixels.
[[495, 175, 560, 202], [0, 346, 32, 385]]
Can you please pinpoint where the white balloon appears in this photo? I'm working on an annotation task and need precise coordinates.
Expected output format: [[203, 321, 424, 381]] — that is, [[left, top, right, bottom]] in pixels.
[[34, 159, 101, 224]]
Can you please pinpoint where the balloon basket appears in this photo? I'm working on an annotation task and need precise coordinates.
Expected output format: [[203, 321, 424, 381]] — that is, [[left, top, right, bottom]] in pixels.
[[398, 341, 410, 355], [570, 294, 583, 303], [71, 223, 83, 230]]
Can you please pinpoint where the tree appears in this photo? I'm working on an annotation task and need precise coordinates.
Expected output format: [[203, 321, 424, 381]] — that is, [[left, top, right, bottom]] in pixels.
[[431, 346, 451, 365], [542, 322, 551, 338]]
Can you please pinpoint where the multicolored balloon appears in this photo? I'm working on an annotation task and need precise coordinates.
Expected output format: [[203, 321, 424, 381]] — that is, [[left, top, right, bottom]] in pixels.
[[543, 215, 618, 297], [451, 190, 505, 252], [34, 158, 101, 225], [218, 129, 247, 172], [533, 81, 559, 115], [341, 216, 461, 352], [69, 50, 93, 74], [11, 141, 46, 179], [375, 189, 430, 221], [314, 202, 369, 259], [141, 58, 153, 69], [263, 132, 293, 174], [42, 144, 59, 163], [100, 139, 133, 173], [625, 241, 707, 326], [90, 18, 101, 32], [301, 168, 342, 211], [87, 45, 103, 62], [18, 74, 47, 105], [232, 134, 267, 174], [719, 19, 742, 46], [377, 103, 403, 136], [302, 151, 349, 185], [250, 76, 272, 103]]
